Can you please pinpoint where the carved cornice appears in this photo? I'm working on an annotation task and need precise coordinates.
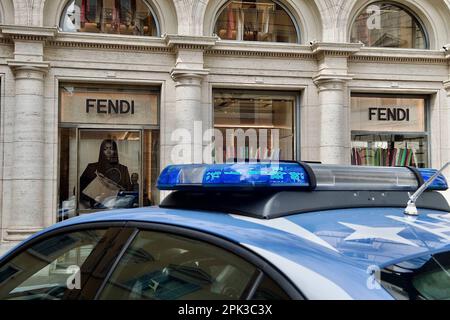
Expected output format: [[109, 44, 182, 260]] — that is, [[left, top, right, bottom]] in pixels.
[[350, 55, 447, 64], [47, 39, 173, 53], [171, 68, 209, 83], [311, 42, 363, 58], [313, 74, 353, 92], [0, 35, 13, 45], [444, 80, 450, 94], [47, 31, 173, 53], [351, 48, 447, 64], [7, 60, 50, 75], [206, 40, 315, 59], [165, 34, 218, 50], [205, 48, 315, 59], [0, 25, 57, 42]]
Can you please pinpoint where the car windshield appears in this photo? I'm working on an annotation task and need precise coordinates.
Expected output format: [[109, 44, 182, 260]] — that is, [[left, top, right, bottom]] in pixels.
[[380, 250, 450, 300]]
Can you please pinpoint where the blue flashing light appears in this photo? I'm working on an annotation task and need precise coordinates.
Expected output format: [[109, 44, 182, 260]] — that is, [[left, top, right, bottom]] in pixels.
[[157, 163, 449, 192], [157, 163, 310, 190], [418, 168, 449, 191]]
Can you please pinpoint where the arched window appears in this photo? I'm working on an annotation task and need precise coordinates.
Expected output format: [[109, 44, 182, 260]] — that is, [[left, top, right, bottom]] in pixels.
[[214, 0, 299, 43], [61, 0, 159, 36], [350, 2, 427, 49]]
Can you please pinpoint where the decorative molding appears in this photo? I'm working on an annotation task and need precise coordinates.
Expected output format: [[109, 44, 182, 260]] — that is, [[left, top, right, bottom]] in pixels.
[[171, 68, 209, 83], [205, 49, 315, 59], [444, 80, 450, 94], [165, 34, 218, 50], [0, 25, 57, 42], [350, 55, 447, 64], [47, 40, 174, 53], [311, 42, 363, 57], [7, 60, 50, 75], [313, 74, 353, 92], [206, 40, 315, 59], [0, 38, 13, 45], [351, 47, 447, 64]]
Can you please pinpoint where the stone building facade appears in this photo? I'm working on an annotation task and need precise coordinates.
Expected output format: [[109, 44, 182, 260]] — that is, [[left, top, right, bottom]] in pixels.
[[1, 0, 450, 253]]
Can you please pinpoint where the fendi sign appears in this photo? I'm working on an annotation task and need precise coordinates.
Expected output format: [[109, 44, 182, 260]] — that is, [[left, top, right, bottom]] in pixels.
[[85, 99, 136, 114], [351, 96, 425, 133], [60, 87, 158, 125], [368, 107, 410, 122]]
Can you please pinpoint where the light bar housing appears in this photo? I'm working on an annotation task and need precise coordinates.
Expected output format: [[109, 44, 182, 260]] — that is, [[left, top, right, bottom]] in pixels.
[[157, 163, 311, 190], [157, 163, 448, 192]]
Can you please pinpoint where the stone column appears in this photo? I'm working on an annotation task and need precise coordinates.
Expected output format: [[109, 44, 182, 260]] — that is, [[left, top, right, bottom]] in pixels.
[[0, 27, 56, 243], [170, 71, 207, 164], [166, 35, 216, 165], [314, 77, 349, 165], [5, 63, 49, 241], [311, 42, 362, 165]]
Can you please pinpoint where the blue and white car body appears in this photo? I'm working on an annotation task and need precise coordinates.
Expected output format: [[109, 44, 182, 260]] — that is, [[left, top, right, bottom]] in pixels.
[[1, 162, 450, 300]]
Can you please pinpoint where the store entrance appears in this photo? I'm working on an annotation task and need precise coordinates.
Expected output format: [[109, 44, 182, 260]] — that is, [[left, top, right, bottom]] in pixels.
[[78, 129, 141, 214], [58, 128, 159, 221]]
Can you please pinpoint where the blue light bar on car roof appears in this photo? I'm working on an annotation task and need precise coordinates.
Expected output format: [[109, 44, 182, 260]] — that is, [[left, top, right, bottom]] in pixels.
[[157, 163, 448, 191], [157, 163, 310, 190]]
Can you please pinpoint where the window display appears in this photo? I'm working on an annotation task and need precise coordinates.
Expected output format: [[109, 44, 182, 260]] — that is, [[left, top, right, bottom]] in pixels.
[[61, 0, 158, 36], [214, 91, 296, 162], [351, 95, 428, 168], [58, 85, 159, 220], [350, 2, 427, 49], [214, 0, 298, 43], [78, 131, 139, 212]]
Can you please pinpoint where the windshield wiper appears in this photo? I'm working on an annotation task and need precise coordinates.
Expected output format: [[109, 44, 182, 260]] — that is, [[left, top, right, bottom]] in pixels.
[[405, 162, 450, 216]]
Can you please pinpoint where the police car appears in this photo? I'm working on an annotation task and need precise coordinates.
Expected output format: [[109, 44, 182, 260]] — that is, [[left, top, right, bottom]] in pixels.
[[0, 162, 449, 300]]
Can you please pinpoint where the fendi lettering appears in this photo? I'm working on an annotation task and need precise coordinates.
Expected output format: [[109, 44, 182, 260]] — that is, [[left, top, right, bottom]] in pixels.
[[368, 107, 410, 122], [86, 99, 135, 114]]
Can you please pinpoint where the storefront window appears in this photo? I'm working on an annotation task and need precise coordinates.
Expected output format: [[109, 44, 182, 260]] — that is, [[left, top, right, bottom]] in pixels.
[[350, 2, 427, 49], [214, 0, 298, 43], [214, 91, 296, 162], [58, 85, 159, 220], [61, 0, 159, 36], [351, 95, 428, 168]]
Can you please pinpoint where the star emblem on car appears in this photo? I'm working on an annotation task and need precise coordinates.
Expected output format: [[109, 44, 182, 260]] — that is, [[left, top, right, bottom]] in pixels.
[[339, 222, 419, 247]]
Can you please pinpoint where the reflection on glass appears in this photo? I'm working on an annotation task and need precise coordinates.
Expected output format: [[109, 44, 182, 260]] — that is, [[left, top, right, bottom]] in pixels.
[[0, 230, 106, 300], [98, 231, 257, 300], [78, 130, 140, 212], [215, 0, 298, 43], [61, 0, 158, 36], [381, 251, 450, 300], [351, 2, 426, 48], [58, 128, 159, 220], [214, 92, 295, 162]]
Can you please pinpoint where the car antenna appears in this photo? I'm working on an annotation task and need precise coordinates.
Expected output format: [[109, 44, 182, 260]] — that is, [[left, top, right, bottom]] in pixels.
[[404, 162, 450, 216]]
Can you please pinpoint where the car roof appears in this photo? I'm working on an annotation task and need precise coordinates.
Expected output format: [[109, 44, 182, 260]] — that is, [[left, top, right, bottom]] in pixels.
[[20, 205, 450, 299]]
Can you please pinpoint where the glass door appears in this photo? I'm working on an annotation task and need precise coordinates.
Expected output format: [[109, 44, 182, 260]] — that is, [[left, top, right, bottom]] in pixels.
[[77, 129, 142, 214], [58, 127, 160, 221]]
